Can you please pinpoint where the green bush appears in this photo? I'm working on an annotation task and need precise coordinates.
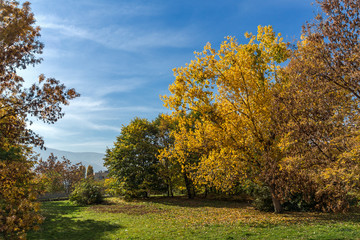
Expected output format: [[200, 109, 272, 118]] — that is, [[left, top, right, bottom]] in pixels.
[[247, 183, 318, 212], [70, 180, 103, 205], [282, 193, 317, 212], [251, 185, 274, 212]]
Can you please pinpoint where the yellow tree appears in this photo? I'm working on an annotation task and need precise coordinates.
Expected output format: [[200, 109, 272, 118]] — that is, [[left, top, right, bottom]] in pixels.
[[162, 26, 289, 212], [0, 147, 43, 240]]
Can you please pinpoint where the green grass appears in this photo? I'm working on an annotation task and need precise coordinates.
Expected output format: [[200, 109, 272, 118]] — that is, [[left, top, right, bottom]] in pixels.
[[28, 197, 360, 240]]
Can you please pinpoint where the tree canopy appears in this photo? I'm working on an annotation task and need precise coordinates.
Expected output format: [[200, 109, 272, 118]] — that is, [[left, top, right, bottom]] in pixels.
[[104, 117, 166, 198]]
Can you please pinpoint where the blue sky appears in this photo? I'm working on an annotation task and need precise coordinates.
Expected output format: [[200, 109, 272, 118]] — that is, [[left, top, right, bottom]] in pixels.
[[20, 0, 315, 153]]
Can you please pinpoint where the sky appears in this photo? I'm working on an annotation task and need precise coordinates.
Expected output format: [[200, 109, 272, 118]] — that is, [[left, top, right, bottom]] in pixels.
[[19, 0, 316, 154]]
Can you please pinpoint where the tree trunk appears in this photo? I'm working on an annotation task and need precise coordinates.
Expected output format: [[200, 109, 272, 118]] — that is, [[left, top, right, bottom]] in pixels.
[[169, 183, 174, 197], [270, 186, 282, 213], [183, 171, 194, 199], [204, 186, 208, 198], [167, 183, 174, 197]]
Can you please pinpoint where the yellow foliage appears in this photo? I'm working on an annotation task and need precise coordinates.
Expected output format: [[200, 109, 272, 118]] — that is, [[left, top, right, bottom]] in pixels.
[[0, 148, 44, 239], [161, 26, 289, 211]]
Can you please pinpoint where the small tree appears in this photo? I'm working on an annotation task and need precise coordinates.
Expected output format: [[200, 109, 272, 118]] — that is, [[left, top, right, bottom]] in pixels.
[[104, 117, 166, 198], [79, 165, 86, 179], [86, 165, 94, 179]]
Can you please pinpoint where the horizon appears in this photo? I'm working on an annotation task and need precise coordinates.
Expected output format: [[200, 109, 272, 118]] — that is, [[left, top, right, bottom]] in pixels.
[[36, 146, 104, 155]]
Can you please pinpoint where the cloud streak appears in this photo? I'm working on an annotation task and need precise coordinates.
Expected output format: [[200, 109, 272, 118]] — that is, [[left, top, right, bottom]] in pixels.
[[93, 79, 144, 97], [28, 122, 79, 139], [37, 14, 194, 51]]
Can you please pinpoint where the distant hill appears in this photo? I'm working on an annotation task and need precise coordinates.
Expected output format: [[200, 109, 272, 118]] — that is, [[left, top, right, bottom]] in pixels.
[[34, 147, 106, 172]]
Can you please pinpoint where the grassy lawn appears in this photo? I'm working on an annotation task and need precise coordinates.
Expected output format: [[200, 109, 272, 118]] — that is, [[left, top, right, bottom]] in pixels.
[[28, 197, 360, 240]]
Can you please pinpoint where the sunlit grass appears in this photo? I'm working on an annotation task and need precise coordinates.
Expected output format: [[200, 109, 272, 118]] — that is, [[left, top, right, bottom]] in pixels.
[[28, 197, 360, 240]]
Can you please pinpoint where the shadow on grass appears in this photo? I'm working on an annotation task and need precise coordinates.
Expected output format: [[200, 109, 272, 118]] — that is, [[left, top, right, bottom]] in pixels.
[[28, 201, 122, 240], [39, 201, 84, 216], [135, 196, 250, 209]]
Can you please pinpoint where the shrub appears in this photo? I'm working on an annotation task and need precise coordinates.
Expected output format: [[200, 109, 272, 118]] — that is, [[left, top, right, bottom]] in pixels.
[[282, 193, 317, 212], [70, 180, 103, 205], [250, 185, 317, 212], [251, 185, 274, 212]]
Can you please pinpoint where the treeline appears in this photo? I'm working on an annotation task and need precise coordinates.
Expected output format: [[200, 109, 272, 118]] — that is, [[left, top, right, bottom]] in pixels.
[[35, 155, 104, 206], [105, 0, 360, 213], [35, 154, 95, 195]]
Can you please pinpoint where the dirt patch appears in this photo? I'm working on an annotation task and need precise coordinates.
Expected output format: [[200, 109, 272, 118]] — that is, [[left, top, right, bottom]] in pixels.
[[89, 203, 165, 215]]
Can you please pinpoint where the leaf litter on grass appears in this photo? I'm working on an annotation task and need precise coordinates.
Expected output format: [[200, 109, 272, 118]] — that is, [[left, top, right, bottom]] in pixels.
[[88, 197, 360, 228]]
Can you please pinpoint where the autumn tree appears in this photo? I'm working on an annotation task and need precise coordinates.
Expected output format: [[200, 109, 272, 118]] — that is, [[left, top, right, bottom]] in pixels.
[[162, 26, 290, 212], [275, 0, 360, 212], [0, 147, 42, 240], [35, 154, 84, 194], [303, 0, 360, 100], [86, 165, 94, 179], [0, 1, 79, 148], [0, 0, 79, 238], [104, 117, 166, 198]]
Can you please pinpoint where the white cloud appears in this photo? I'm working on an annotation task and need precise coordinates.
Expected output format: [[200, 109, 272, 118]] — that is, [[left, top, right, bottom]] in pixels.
[[96, 27, 193, 51], [64, 97, 106, 111], [40, 21, 91, 39], [55, 95, 163, 134], [28, 122, 78, 139], [64, 113, 121, 132], [37, 14, 194, 51], [93, 79, 144, 97]]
